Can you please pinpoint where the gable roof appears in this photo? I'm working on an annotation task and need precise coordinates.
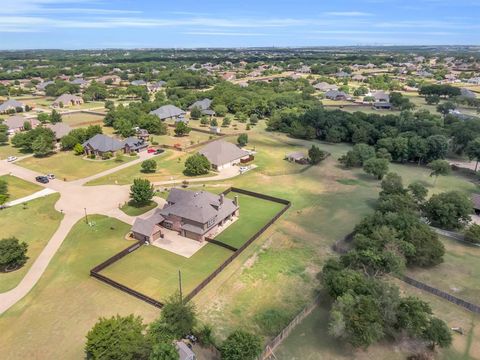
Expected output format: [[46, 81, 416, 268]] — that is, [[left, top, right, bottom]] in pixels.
[[82, 134, 124, 152], [189, 98, 212, 110], [0, 99, 25, 112], [3, 116, 38, 130], [199, 140, 249, 167], [325, 90, 348, 99], [45, 122, 72, 139], [131, 218, 162, 237], [53, 94, 83, 105], [150, 105, 185, 120]]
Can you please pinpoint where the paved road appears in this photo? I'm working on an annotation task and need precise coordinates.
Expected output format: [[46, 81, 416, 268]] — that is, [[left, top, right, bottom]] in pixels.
[[0, 155, 249, 314]]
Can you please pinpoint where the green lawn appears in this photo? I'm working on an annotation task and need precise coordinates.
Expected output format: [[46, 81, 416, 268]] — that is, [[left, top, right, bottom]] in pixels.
[[150, 129, 214, 148], [406, 236, 480, 305], [86, 150, 202, 186], [17, 151, 138, 181], [0, 216, 158, 359], [0, 143, 25, 160], [0, 174, 42, 201], [120, 200, 157, 216], [0, 194, 63, 293], [215, 192, 285, 248], [100, 243, 233, 302]]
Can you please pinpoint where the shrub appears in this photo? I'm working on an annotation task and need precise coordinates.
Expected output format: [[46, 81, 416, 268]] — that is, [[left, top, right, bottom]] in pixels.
[[464, 223, 480, 244]]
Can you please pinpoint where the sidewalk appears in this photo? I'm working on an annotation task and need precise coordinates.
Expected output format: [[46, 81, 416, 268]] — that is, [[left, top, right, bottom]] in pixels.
[[6, 188, 57, 207]]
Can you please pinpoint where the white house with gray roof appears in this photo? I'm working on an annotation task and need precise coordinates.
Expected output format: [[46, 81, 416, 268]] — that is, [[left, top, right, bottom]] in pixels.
[[199, 140, 251, 170], [150, 105, 186, 121]]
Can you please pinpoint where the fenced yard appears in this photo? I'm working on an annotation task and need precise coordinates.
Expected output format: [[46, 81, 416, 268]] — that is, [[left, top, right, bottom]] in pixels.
[[92, 188, 290, 305], [61, 112, 105, 128]]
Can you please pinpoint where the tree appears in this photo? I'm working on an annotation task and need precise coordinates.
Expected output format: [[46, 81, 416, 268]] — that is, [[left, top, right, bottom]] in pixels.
[[437, 101, 456, 116], [380, 172, 405, 196], [159, 293, 197, 338], [222, 116, 231, 127], [213, 104, 228, 117], [425, 94, 440, 105], [422, 317, 452, 350], [396, 297, 432, 337], [329, 293, 384, 348], [85, 314, 149, 360], [130, 178, 155, 205], [424, 191, 472, 230], [408, 181, 428, 204], [363, 158, 389, 180], [32, 134, 54, 157], [237, 133, 248, 146], [37, 113, 50, 124], [308, 145, 326, 164], [74, 143, 84, 155], [50, 109, 62, 124], [464, 223, 480, 244], [210, 118, 218, 127], [184, 154, 210, 176], [0, 124, 8, 144], [220, 330, 262, 360], [174, 122, 191, 137], [428, 160, 451, 184], [0, 178, 9, 205], [23, 121, 32, 131], [141, 159, 157, 173], [190, 106, 202, 119], [149, 343, 179, 360], [339, 144, 375, 168], [0, 237, 28, 271], [465, 138, 480, 171]]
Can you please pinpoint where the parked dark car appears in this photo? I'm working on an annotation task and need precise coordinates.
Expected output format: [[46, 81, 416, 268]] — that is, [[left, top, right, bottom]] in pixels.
[[35, 176, 49, 184], [154, 149, 164, 155]]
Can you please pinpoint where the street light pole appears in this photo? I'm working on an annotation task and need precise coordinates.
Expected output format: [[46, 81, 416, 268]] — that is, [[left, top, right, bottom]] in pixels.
[[84, 207, 89, 224]]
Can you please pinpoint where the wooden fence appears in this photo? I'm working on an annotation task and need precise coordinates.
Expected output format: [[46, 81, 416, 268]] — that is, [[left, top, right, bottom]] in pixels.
[[258, 294, 321, 360], [401, 276, 480, 314]]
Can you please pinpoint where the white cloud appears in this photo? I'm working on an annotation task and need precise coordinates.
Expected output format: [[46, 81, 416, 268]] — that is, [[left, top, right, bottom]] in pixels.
[[323, 12, 373, 17]]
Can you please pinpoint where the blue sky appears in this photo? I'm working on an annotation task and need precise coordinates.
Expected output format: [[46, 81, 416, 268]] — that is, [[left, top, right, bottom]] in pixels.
[[0, 0, 479, 49]]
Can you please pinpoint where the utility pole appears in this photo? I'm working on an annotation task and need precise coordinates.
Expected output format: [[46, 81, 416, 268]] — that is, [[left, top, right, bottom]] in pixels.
[[84, 207, 89, 224], [178, 270, 183, 303]]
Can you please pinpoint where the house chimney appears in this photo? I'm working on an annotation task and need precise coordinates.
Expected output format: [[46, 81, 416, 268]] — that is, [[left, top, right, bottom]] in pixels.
[[220, 194, 224, 205], [233, 195, 238, 206]]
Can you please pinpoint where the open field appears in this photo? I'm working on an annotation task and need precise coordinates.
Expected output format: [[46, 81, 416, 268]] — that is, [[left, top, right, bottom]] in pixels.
[[0, 194, 62, 293], [0, 174, 42, 201], [0, 216, 159, 359], [86, 150, 189, 185], [61, 112, 105, 128], [0, 125, 479, 358], [151, 128, 215, 148], [406, 236, 480, 305], [17, 151, 138, 181], [215, 192, 285, 248], [99, 191, 284, 301], [120, 200, 157, 216]]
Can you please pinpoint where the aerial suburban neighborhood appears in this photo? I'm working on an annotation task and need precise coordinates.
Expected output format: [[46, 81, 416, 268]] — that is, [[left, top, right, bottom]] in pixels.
[[0, 1, 480, 360]]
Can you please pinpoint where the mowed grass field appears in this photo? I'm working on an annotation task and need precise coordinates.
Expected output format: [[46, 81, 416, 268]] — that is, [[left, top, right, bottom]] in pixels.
[[0, 194, 63, 293], [215, 192, 285, 248], [0, 216, 159, 360], [0, 143, 25, 160], [17, 151, 138, 181], [100, 244, 233, 302], [151, 129, 215, 148], [86, 150, 187, 185], [0, 174, 42, 201], [100, 192, 283, 301], [406, 236, 480, 305], [61, 112, 105, 128]]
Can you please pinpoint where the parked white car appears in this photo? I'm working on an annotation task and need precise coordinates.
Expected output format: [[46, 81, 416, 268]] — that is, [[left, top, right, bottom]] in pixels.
[[239, 166, 249, 173], [46, 174, 55, 180], [7, 156, 17, 162]]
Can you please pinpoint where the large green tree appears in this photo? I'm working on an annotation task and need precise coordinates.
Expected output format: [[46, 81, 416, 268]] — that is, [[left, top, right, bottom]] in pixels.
[[363, 158, 389, 180], [0, 237, 28, 271], [130, 178, 155, 205], [220, 330, 262, 360], [184, 154, 210, 176], [424, 191, 472, 230]]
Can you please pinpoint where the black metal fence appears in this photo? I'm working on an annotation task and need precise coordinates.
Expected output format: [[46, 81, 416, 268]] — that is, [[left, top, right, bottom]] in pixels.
[[90, 188, 291, 308]]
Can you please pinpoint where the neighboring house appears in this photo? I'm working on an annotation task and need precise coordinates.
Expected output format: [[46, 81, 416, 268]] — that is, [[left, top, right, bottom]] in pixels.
[[199, 140, 251, 170], [36, 80, 54, 91], [150, 105, 186, 121], [373, 102, 393, 110], [472, 194, 480, 215], [416, 70, 433, 78], [97, 75, 121, 85], [70, 78, 88, 87], [371, 91, 390, 103], [82, 134, 147, 156], [314, 82, 338, 92], [131, 80, 147, 86], [325, 90, 349, 101], [45, 123, 73, 140], [352, 74, 367, 82], [0, 99, 25, 114], [189, 98, 216, 116], [467, 77, 480, 85], [176, 342, 196, 360], [460, 88, 476, 99], [147, 80, 166, 93], [335, 71, 351, 79], [3, 116, 39, 134], [286, 152, 309, 164], [52, 94, 84, 108]]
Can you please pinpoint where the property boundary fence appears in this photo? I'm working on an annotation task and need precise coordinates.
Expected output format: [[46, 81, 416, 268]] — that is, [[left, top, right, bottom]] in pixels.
[[401, 276, 480, 314], [90, 240, 164, 308], [90, 187, 290, 308], [258, 294, 321, 360]]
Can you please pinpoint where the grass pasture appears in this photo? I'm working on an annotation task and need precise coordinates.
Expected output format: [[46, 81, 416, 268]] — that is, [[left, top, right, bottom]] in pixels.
[[406, 236, 480, 305], [17, 151, 137, 181], [61, 112, 105, 128], [151, 128, 215, 148], [0, 194, 62, 293], [0, 143, 25, 160], [0, 174, 42, 201], [120, 200, 157, 216], [99, 190, 285, 301]]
